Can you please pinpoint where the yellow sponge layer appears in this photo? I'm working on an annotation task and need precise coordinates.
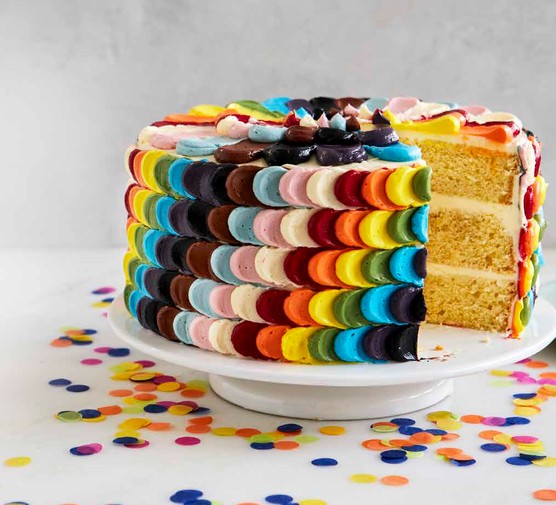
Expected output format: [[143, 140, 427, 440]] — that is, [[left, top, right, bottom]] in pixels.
[[425, 274, 516, 332], [401, 138, 520, 205], [428, 208, 516, 275]]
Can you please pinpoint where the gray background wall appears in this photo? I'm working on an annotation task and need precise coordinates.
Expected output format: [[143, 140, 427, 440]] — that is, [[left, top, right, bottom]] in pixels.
[[1, 0, 555, 249]]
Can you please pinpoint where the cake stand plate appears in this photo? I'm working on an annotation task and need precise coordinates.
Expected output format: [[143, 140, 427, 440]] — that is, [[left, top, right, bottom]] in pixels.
[[109, 296, 556, 420]]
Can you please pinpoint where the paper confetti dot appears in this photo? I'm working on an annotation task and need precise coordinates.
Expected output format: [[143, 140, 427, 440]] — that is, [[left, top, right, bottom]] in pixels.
[[380, 475, 409, 486], [277, 423, 303, 433], [350, 473, 378, 483], [56, 410, 82, 421], [265, 495, 294, 504], [319, 426, 345, 436], [298, 500, 327, 505], [48, 378, 72, 386], [211, 427, 237, 436], [390, 418, 415, 426], [480, 443, 508, 452], [174, 436, 201, 446], [533, 490, 556, 501], [92, 286, 116, 295], [4, 457, 31, 467], [69, 443, 103, 456], [108, 348, 130, 357], [169, 490, 203, 503], [460, 414, 484, 424], [66, 384, 89, 393], [506, 456, 533, 466], [274, 440, 300, 450], [250, 442, 274, 450], [81, 358, 103, 365], [311, 458, 338, 467]]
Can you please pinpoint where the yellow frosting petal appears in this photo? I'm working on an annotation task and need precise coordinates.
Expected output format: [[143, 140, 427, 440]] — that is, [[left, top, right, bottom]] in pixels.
[[335, 250, 376, 288], [186, 104, 225, 117], [359, 211, 400, 249], [393, 114, 461, 135], [133, 189, 152, 225], [308, 290, 347, 329], [385, 166, 422, 207], [126, 223, 142, 257], [141, 150, 166, 193], [281, 327, 319, 364]]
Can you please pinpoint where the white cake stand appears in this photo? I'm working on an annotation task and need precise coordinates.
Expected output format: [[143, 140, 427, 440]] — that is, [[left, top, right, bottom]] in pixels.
[[109, 296, 556, 420]]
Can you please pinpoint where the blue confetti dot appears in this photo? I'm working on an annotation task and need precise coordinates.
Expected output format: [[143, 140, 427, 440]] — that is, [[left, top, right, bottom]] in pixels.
[[169, 490, 203, 503], [481, 443, 507, 452], [144, 404, 168, 414], [78, 409, 101, 419], [68, 338, 93, 346], [311, 458, 338, 466], [49, 378, 72, 386], [102, 297, 115, 303], [390, 418, 415, 426], [191, 407, 211, 415], [108, 348, 130, 357], [277, 423, 303, 433], [250, 442, 274, 450], [512, 393, 537, 399], [380, 449, 407, 459], [82, 329, 98, 335], [265, 495, 294, 504], [181, 500, 211, 505], [398, 426, 422, 436], [519, 453, 546, 461], [451, 458, 476, 466], [506, 456, 532, 466], [113, 437, 140, 445], [66, 384, 89, 393], [69, 447, 92, 456], [424, 429, 447, 436], [402, 444, 427, 452], [505, 416, 531, 425]]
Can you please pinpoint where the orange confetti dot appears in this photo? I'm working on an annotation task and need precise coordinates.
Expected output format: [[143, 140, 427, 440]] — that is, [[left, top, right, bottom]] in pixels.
[[133, 393, 157, 401], [479, 430, 503, 440], [180, 389, 206, 398], [409, 432, 438, 444], [361, 439, 387, 451], [157, 381, 182, 392], [533, 489, 556, 501], [525, 360, 549, 369], [436, 447, 464, 457], [274, 440, 300, 450], [189, 416, 213, 426], [134, 383, 157, 392], [236, 428, 262, 438], [388, 439, 412, 447], [441, 433, 460, 441], [97, 405, 122, 416], [539, 372, 556, 379], [380, 475, 409, 486], [109, 389, 133, 397], [146, 422, 172, 431], [51, 338, 72, 348], [460, 414, 484, 424], [186, 425, 211, 434]]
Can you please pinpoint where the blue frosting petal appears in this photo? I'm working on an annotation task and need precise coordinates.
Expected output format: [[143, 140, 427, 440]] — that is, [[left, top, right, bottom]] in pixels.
[[134, 264, 150, 296], [128, 290, 143, 319], [188, 279, 221, 318], [155, 196, 179, 235], [173, 311, 198, 345], [295, 107, 310, 118], [334, 326, 377, 363], [228, 207, 265, 245], [411, 206, 429, 243], [248, 124, 287, 143], [329, 113, 347, 131], [168, 158, 196, 198], [253, 166, 288, 207], [364, 97, 389, 111], [261, 97, 292, 115], [210, 245, 242, 285], [360, 285, 402, 324], [365, 142, 422, 162], [176, 137, 239, 156], [143, 229, 165, 268], [389, 246, 424, 286]]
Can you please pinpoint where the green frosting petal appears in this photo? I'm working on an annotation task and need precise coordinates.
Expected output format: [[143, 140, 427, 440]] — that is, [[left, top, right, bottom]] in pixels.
[[531, 252, 541, 287], [134, 226, 149, 262], [155, 155, 179, 196], [520, 294, 533, 326], [308, 328, 340, 362], [228, 100, 286, 120], [534, 212, 547, 242], [123, 284, 134, 313], [144, 193, 163, 230], [127, 258, 141, 287], [333, 289, 372, 328], [361, 250, 397, 284], [413, 166, 431, 201], [388, 208, 418, 244]]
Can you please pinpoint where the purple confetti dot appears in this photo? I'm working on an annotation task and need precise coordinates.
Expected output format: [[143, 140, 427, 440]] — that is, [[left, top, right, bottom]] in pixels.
[[175, 437, 201, 446], [481, 416, 506, 426], [94, 346, 112, 354], [92, 287, 116, 295]]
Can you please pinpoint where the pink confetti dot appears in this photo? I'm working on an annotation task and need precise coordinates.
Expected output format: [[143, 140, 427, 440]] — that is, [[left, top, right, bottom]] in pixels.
[[175, 437, 201, 446], [125, 440, 150, 449], [512, 435, 538, 444], [135, 360, 156, 368], [92, 286, 116, 295], [482, 417, 506, 426], [81, 358, 103, 365], [94, 346, 112, 354]]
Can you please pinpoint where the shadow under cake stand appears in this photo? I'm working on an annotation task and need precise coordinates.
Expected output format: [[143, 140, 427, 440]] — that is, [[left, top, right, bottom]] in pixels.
[[109, 296, 556, 420]]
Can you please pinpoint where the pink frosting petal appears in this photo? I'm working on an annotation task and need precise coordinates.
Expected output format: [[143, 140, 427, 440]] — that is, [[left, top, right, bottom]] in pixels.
[[386, 96, 420, 114], [209, 285, 237, 318], [460, 105, 490, 116], [188, 316, 216, 350], [253, 210, 291, 248], [229, 246, 267, 284], [278, 167, 320, 207]]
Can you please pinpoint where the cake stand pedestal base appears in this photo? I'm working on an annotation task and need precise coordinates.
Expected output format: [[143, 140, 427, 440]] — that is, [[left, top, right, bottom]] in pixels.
[[209, 374, 454, 420]]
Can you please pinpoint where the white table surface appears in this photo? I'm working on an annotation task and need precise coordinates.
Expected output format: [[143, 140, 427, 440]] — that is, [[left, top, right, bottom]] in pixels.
[[0, 248, 554, 505]]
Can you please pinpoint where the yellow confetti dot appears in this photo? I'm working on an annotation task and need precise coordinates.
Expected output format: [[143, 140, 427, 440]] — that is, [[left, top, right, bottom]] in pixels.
[[493, 434, 513, 445], [114, 430, 141, 438], [299, 500, 327, 505], [110, 362, 143, 373], [4, 457, 31, 467], [167, 405, 193, 416], [532, 457, 556, 467], [122, 397, 139, 405], [426, 410, 457, 422], [157, 381, 182, 392], [82, 415, 107, 423], [490, 369, 511, 377], [350, 474, 377, 483], [111, 372, 136, 381], [211, 427, 237, 436], [119, 418, 151, 430], [515, 406, 541, 416], [436, 418, 462, 431], [129, 372, 157, 382], [319, 425, 346, 436], [513, 397, 544, 406], [186, 380, 209, 391]]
